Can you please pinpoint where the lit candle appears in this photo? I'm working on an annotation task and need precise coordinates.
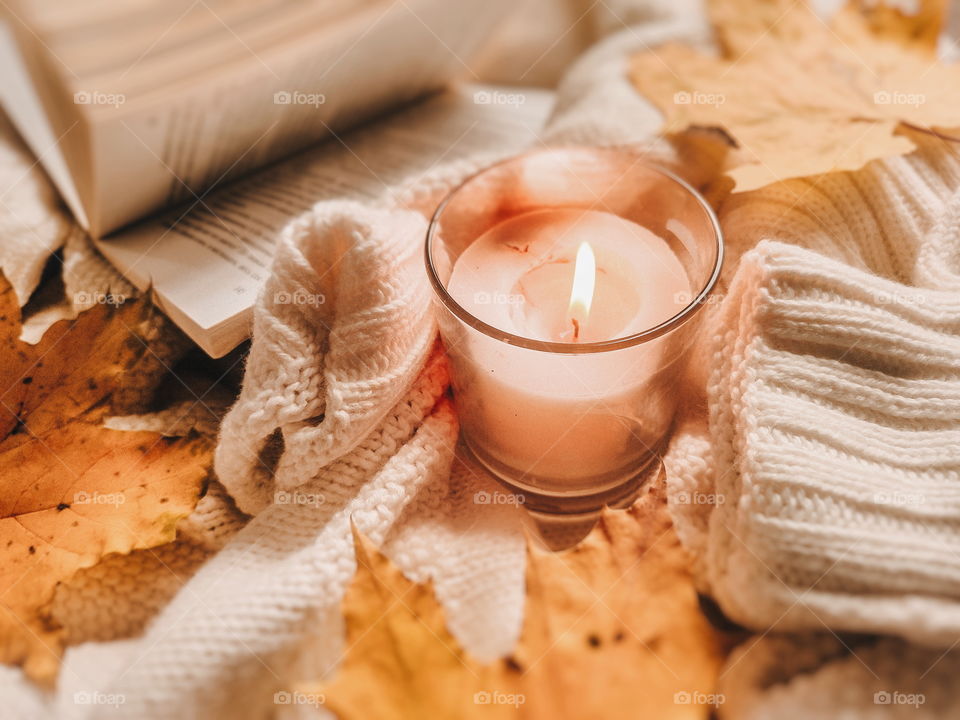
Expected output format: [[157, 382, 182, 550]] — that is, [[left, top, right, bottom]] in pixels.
[[425, 147, 722, 514], [444, 207, 691, 489], [448, 208, 689, 343]]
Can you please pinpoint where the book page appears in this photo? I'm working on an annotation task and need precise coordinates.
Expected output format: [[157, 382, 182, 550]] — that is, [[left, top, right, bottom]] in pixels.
[[0, 22, 87, 229], [5, 0, 514, 237], [17, 0, 365, 93], [96, 85, 554, 356]]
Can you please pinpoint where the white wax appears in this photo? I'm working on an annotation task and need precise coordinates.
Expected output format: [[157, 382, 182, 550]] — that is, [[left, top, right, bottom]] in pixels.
[[448, 208, 689, 343], [445, 208, 693, 485]]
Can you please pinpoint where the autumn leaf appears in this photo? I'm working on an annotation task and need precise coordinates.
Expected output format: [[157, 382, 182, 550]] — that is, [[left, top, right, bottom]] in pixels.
[[629, 0, 960, 191], [308, 482, 734, 719], [0, 274, 211, 682]]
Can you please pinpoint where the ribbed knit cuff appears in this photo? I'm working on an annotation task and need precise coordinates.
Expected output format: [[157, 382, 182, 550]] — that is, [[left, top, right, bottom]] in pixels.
[[695, 240, 960, 645]]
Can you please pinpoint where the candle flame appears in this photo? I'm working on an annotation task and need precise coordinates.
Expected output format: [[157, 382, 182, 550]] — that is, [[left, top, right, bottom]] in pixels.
[[568, 242, 596, 339]]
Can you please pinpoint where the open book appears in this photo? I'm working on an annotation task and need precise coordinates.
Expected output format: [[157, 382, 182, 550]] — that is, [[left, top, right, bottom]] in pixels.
[[0, 0, 553, 356], [0, 0, 514, 237], [95, 87, 553, 357]]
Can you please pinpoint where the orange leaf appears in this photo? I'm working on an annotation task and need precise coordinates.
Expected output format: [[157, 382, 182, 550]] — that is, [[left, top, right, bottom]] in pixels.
[[0, 275, 210, 682], [306, 483, 734, 719], [630, 0, 960, 191]]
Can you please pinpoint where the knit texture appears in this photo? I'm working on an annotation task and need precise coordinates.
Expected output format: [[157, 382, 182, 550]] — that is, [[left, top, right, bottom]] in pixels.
[[665, 134, 960, 648], [51, 26, 718, 717], [0, 114, 135, 343], [214, 200, 440, 514], [718, 633, 960, 719], [59, 163, 538, 720], [0, 114, 74, 307]]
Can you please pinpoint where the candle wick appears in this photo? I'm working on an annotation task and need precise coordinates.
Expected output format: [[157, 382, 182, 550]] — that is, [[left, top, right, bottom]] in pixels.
[[571, 317, 580, 341]]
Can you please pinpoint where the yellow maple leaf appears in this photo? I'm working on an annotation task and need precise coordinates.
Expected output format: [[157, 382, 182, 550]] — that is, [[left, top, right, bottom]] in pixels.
[[630, 0, 960, 191], [305, 484, 734, 719], [0, 275, 211, 682]]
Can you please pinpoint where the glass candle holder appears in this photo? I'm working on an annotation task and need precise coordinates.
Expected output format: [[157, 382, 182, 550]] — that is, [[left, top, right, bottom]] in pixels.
[[425, 147, 722, 516]]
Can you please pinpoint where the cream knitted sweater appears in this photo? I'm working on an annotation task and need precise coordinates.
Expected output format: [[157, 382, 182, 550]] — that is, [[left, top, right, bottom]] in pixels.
[[662, 128, 960, 717], [665, 131, 960, 648]]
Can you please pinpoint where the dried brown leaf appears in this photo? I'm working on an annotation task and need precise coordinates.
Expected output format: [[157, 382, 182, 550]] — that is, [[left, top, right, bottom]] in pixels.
[[630, 0, 960, 191], [308, 484, 733, 719], [0, 275, 210, 681]]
